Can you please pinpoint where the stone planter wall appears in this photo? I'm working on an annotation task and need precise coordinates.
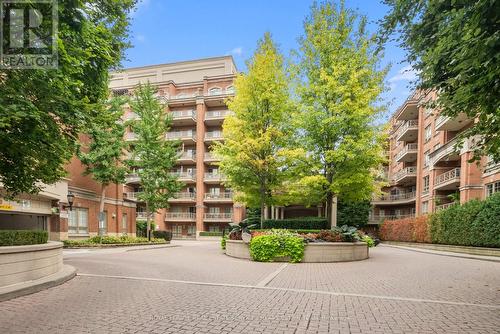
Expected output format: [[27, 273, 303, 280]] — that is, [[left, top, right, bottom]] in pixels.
[[0, 241, 63, 287], [225, 240, 368, 262]]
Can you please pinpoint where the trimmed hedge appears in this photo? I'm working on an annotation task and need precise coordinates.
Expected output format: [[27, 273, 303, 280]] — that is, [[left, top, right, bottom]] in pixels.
[[63, 235, 166, 247], [0, 230, 48, 246], [153, 230, 172, 241], [262, 217, 328, 230], [380, 193, 500, 247], [251, 229, 322, 234], [199, 231, 223, 237]]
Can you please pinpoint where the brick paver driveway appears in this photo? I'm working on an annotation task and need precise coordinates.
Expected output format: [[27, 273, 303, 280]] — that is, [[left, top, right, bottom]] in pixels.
[[1, 241, 499, 333]]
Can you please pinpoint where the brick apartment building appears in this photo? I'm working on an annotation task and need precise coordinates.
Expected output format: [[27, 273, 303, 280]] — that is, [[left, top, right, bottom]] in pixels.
[[110, 56, 245, 238], [370, 90, 500, 224]]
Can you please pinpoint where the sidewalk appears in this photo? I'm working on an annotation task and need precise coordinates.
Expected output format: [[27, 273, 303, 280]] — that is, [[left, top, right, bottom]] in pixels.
[[381, 243, 500, 262]]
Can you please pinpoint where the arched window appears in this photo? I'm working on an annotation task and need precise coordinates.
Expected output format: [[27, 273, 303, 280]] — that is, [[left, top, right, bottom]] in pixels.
[[225, 86, 235, 94], [209, 87, 222, 96]]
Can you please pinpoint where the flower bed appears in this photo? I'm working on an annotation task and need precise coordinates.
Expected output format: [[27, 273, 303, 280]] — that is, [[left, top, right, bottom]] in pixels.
[[224, 226, 372, 263], [63, 235, 167, 248]]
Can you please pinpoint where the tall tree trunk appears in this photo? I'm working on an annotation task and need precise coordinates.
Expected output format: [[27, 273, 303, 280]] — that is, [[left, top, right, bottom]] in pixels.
[[146, 202, 151, 241], [260, 202, 265, 229], [98, 184, 106, 236], [325, 192, 333, 228]]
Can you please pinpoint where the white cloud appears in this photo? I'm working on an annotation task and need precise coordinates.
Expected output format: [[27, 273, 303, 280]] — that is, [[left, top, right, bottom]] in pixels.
[[389, 65, 419, 83], [228, 47, 243, 56]]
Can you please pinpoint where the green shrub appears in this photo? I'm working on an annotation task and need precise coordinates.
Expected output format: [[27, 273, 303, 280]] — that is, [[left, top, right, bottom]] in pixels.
[[361, 235, 375, 247], [262, 217, 328, 230], [221, 235, 227, 250], [338, 199, 371, 227], [429, 193, 500, 247], [249, 230, 305, 263], [62, 235, 166, 247], [153, 230, 172, 241], [199, 231, 223, 237], [135, 221, 157, 237], [0, 230, 48, 246]]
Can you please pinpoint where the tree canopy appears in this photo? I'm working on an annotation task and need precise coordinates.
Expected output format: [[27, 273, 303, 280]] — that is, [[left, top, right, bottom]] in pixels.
[[0, 0, 136, 196], [380, 0, 500, 162]]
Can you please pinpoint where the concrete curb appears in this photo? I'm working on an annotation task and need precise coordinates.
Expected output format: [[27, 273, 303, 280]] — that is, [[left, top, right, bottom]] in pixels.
[[0, 264, 76, 302], [381, 244, 500, 263]]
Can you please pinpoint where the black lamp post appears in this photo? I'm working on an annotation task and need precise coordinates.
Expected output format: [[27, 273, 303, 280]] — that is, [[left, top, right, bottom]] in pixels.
[[66, 191, 75, 211]]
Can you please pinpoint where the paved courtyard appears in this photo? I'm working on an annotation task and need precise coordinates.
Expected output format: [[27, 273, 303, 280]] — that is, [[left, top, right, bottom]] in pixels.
[[0, 241, 499, 333]]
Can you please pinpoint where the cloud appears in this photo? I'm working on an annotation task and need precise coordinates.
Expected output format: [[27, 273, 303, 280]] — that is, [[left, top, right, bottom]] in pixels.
[[228, 47, 243, 56], [389, 65, 419, 83]]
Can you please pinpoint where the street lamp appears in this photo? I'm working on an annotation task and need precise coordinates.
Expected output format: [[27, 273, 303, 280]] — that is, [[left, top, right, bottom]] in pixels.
[[66, 191, 75, 211]]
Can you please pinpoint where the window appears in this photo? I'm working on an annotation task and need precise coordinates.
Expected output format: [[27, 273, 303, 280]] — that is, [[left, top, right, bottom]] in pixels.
[[209, 225, 220, 232], [422, 201, 429, 214], [424, 125, 432, 142], [486, 182, 500, 197], [225, 86, 235, 94], [423, 176, 430, 194], [121, 213, 128, 232], [172, 225, 182, 237], [433, 144, 441, 153], [187, 225, 196, 236], [208, 87, 222, 96], [99, 211, 108, 235], [68, 208, 88, 235], [424, 107, 433, 118], [424, 151, 430, 167]]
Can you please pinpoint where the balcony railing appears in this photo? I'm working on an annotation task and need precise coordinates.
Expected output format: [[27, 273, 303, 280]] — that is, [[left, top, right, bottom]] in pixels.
[[170, 192, 196, 200], [124, 192, 143, 200], [204, 192, 233, 200], [204, 152, 219, 161], [435, 202, 456, 212], [368, 213, 415, 224], [171, 110, 196, 119], [205, 110, 232, 120], [395, 120, 418, 141], [204, 173, 225, 181], [205, 132, 223, 141], [435, 168, 461, 186], [165, 212, 196, 220], [392, 167, 417, 182], [169, 171, 196, 180], [166, 131, 196, 141], [395, 143, 418, 162], [203, 213, 233, 220], [178, 151, 196, 160], [374, 191, 416, 202], [136, 212, 152, 220], [125, 173, 140, 183]]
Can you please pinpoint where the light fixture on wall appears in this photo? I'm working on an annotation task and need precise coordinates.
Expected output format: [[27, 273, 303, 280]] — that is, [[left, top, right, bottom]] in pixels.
[[65, 191, 75, 211]]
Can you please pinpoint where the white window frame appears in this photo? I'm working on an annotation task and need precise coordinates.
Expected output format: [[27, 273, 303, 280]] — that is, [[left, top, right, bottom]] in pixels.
[[68, 208, 89, 235]]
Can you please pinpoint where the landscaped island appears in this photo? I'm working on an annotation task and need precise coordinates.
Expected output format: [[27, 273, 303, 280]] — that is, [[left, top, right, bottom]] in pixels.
[[222, 222, 375, 263]]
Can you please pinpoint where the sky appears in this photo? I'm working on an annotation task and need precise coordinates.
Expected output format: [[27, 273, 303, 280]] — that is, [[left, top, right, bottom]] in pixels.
[[125, 0, 418, 116]]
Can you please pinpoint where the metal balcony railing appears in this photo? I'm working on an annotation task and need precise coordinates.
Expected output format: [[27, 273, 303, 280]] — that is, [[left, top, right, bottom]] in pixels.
[[374, 191, 416, 202], [396, 120, 418, 139], [392, 167, 417, 182], [166, 131, 196, 140], [165, 212, 196, 220], [170, 192, 196, 200], [203, 213, 233, 220], [368, 213, 416, 224], [204, 152, 219, 161], [178, 151, 196, 160], [435, 202, 456, 212], [169, 171, 196, 180], [204, 173, 225, 181], [171, 110, 196, 119], [395, 143, 418, 161], [124, 192, 143, 200], [204, 192, 233, 200], [205, 110, 232, 119], [205, 132, 223, 140]]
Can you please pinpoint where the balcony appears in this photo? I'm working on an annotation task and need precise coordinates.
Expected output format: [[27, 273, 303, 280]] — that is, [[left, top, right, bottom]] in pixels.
[[395, 120, 419, 142], [204, 173, 225, 183], [205, 110, 232, 125], [165, 212, 196, 221], [169, 171, 196, 183], [123, 192, 143, 201], [435, 202, 456, 212], [136, 212, 152, 221], [203, 213, 233, 222], [395, 143, 418, 163], [166, 130, 196, 144], [429, 138, 460, 167], [204, 152, 219, 162], [177, 151, 196, 164], [372, 191, 416, 205], [125, 173, 140, 184], [435, 112, 471, 132], [395, 97, 419, 121], [391, 167, 417, 185], [204, 131, 223, 142], [125, 132, 138, 142], [434, 168, 461, 190], [368, 213, 415, 225], [168, 192, 196, 202], [204, 192, 233, 202], [171, 110, 196, 126]]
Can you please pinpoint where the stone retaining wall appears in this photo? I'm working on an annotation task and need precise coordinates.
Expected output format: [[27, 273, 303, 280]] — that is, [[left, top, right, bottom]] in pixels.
[[225, 240, 368, 262], [0, 242, 63, 288]]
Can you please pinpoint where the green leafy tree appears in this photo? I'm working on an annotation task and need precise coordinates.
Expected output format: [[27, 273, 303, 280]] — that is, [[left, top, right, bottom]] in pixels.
[[0, 1, 136, 196], [78, 97, 128, 235], [379, 0, 500, 162], [214, 33, 299, 227], [129, 84, 181, 240], [337, 199, 371, 227], [294, 1, 387, 227]]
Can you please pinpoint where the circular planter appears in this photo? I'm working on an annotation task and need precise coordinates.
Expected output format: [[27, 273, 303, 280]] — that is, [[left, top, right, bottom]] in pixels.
[[0, 241, 63, 288], [225, 240, 368, 262]]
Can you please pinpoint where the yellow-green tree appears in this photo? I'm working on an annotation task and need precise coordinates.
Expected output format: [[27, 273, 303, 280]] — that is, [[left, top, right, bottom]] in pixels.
[[214, 33, 299, 227], [294, 1, 387, 227]]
